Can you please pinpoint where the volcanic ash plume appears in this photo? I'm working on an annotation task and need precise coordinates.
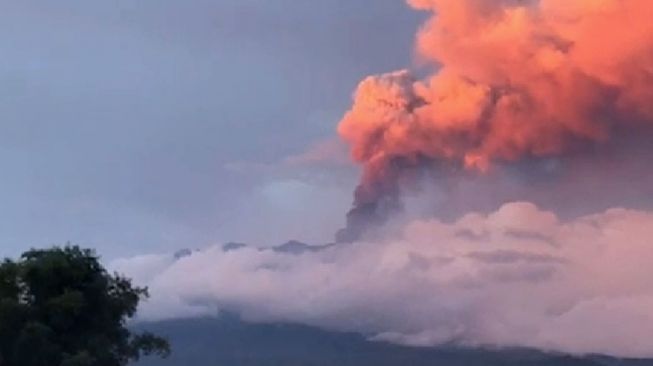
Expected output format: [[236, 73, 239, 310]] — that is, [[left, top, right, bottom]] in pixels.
[[336, 0, 653, 241]]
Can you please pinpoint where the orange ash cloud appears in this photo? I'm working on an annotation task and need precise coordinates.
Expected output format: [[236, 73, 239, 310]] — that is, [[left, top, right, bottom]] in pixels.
[[338, 0, 653, 176]]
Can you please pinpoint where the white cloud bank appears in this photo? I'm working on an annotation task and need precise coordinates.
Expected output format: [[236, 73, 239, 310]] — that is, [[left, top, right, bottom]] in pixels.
[[110, 202, 653, 358]]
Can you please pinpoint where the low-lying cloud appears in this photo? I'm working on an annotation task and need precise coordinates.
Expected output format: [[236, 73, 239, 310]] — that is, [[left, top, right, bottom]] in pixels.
[[111, 201, 653, 358]]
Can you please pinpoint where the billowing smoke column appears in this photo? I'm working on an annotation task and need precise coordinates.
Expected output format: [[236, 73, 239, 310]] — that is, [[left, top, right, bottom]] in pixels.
[[337, 0, 653, 241]]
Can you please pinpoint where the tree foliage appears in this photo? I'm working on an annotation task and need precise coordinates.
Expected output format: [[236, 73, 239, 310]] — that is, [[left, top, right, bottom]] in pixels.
[[0, 246, 169, 366]]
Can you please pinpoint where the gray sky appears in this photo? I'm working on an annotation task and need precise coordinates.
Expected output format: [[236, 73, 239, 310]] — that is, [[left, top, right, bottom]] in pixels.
[[0, 0, 424, 259]]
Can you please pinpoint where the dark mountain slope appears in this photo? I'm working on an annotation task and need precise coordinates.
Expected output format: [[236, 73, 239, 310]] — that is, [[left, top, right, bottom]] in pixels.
[[132, 316, 653, 366]]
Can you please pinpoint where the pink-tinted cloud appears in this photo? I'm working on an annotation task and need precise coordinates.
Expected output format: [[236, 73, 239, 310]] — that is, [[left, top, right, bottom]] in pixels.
[[113, 202, 653, 358]]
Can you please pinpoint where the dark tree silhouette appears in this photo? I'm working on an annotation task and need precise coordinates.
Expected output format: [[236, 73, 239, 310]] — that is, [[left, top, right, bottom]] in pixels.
[[0, 246, 169, 366]]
